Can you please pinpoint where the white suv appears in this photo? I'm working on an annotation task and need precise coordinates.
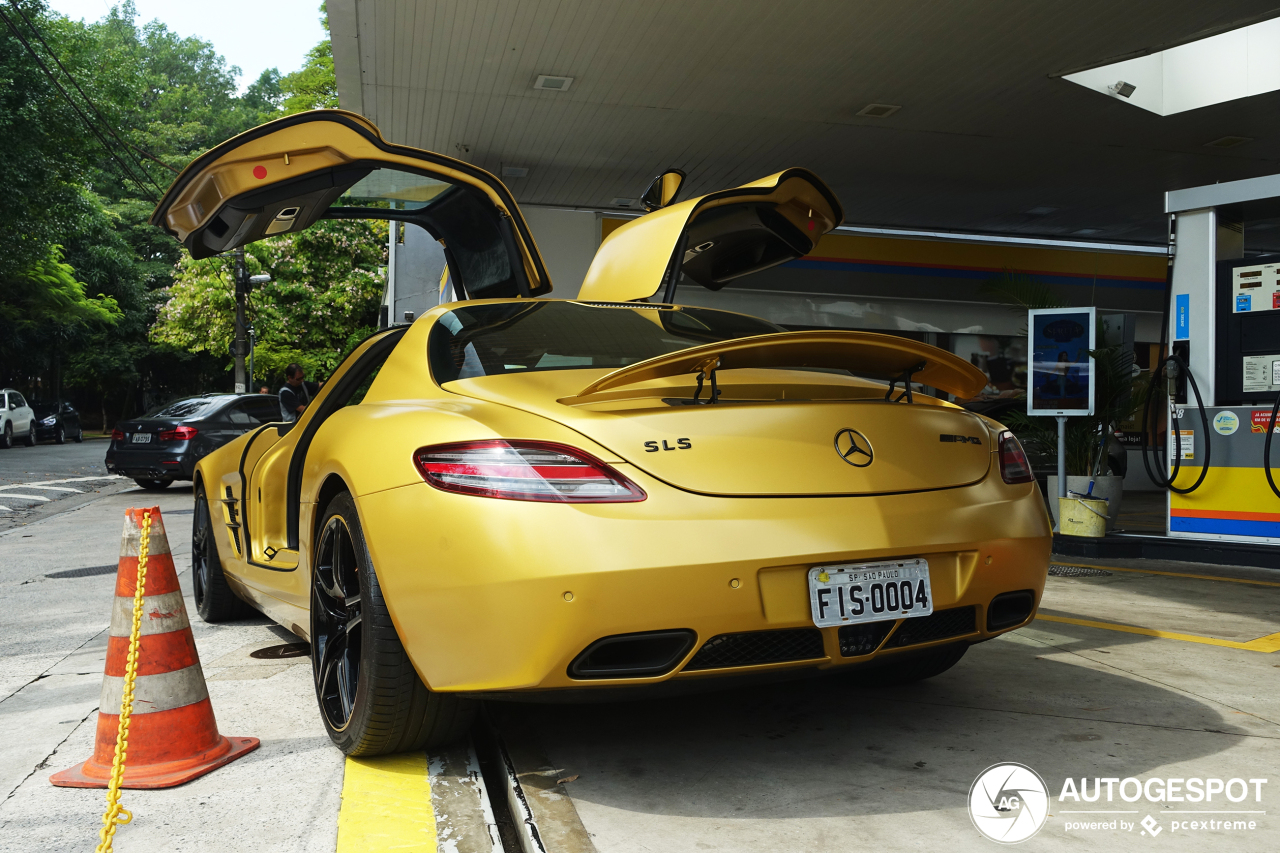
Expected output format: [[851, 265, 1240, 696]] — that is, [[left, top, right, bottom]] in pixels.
[[1, 389, 36, 449]]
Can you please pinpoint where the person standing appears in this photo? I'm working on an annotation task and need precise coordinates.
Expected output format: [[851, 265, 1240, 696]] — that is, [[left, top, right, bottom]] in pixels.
[[279, 363, 311, 422]]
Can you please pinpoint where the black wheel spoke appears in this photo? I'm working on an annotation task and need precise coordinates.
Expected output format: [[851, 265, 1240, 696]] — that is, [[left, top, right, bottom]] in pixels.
[[336, 643, 356, 719]]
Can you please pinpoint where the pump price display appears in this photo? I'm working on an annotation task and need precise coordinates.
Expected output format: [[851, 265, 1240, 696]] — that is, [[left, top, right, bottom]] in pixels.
[[808, 559, 932, 628], [1231, 263, 1280, 314]]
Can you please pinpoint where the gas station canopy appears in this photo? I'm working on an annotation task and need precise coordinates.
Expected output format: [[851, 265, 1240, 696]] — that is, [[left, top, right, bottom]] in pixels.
[[329, 0, 1280, 246]]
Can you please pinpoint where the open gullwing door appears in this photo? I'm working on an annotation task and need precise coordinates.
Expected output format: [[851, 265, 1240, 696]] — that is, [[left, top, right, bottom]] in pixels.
[[576, 169, 843, 303], [150, 109, 551, 299]]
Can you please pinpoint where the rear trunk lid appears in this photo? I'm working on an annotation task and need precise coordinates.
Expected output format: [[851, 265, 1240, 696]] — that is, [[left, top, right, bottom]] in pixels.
[[115, 418, 184, 448], [445, 368, 993, 496]]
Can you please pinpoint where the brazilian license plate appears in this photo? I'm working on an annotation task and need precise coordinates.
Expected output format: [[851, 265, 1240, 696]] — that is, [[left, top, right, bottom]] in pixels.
[[808, 559, 932, 628], [131, 433, 151, 444]]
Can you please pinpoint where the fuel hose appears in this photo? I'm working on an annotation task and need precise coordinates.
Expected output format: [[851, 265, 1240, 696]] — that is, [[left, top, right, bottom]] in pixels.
[[1140, 353, 1211, 494], [1265, 392, 1280, 500]]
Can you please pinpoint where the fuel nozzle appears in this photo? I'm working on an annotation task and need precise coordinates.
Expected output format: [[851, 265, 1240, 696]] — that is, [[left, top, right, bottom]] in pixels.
[[1165, 358, 1180, 398]]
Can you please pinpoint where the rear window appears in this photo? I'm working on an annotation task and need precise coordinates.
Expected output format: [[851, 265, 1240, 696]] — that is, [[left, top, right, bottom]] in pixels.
[[145, 397, 220, 419], [428, 302, 782, 384]]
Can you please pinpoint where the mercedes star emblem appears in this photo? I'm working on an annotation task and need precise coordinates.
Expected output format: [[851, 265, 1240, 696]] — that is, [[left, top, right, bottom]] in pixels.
[[834, 428, 874, 467]]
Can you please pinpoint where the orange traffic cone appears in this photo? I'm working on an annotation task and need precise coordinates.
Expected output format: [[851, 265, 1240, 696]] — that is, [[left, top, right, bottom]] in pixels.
[[51, 507, 259, 789]]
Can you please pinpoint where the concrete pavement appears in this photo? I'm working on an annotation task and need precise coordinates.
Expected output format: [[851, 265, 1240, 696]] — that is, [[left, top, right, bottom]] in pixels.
[[0, 484, 343, 852], [496, 559, 1280, 852], [2, 477, 1277, 853]]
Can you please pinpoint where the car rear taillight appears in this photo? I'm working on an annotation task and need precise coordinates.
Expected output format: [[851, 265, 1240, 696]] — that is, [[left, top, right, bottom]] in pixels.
[[111, 428, 125, 441], [413, 440, 646, 503], [158, 425, 198, 441], [997, 430, 1034, 484]]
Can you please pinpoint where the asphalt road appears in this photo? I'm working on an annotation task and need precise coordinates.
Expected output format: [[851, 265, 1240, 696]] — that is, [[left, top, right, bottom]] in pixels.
[[0, 437, 131, 532]]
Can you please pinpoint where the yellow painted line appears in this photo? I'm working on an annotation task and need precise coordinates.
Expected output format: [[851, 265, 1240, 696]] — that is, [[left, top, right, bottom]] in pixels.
[[1061, 561, 1280, 588], [1037, 614, 1280, 653], [336, 752, 436, 852]]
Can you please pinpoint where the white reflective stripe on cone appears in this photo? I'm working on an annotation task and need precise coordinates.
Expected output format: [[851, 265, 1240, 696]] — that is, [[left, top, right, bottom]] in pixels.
[[109, 590, 190, 637], [99, 664, 210, 715], [119, 516, 172, 557]]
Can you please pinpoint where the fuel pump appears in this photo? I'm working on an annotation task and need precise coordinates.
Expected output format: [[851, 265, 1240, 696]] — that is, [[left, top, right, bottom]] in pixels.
[[1215, 254, 1280, 502], [1140, 217, 1213, 496], [1152, 181, 1280, 546]]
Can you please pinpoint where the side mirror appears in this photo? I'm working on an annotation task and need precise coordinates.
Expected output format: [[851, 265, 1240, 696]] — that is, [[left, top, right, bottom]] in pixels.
[[641, 169, 686, 212]]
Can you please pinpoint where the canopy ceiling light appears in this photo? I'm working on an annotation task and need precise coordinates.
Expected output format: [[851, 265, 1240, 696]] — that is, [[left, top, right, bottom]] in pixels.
[[1064, 16, 1280, 115], [533, 75, 574, 91], [856, 103, 901, 118]]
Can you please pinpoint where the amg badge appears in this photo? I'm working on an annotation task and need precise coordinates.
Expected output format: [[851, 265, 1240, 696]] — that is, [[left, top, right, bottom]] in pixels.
[[939, 434, 982, 444]]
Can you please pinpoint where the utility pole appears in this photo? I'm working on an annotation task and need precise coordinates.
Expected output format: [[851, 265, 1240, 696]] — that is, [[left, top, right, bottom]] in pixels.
[[233, 248, 249, 394]]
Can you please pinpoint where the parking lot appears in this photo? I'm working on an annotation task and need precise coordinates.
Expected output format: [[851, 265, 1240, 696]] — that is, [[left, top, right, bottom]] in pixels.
[[2, 484, 1276, 852]]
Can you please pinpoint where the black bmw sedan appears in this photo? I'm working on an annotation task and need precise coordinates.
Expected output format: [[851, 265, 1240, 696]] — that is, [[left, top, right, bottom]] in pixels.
[[31, 401, 84, 444], [106, 394, 280, 490]]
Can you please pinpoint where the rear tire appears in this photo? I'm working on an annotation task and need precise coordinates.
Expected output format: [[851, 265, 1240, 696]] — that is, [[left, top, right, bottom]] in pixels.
[[22, 423, 35, 446], [73, 426, 83, 443], [856, 642, 968, 687], [192, 487, 254, 622], [134, 478, 172, 490], [0, 424, 10, 449], [54, 426, 65, 445], [311, 491, 475, 756]]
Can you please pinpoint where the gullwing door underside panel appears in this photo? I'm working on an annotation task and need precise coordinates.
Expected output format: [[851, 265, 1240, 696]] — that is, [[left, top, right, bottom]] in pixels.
[[149, 109, 550, 299]]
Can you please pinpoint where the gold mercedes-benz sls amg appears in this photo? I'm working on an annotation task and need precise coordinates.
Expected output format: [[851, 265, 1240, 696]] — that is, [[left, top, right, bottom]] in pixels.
[[152, 110, 1051, 756]]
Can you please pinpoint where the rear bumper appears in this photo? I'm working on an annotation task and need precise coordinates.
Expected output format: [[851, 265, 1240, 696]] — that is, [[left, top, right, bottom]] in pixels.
[[105, 445, 196, 481], [356, 467, 1052, 694]]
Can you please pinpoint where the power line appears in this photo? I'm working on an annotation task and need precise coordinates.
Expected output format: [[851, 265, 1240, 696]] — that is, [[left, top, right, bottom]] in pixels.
[[0, 4, 160, 202], [7, 0, 177, 182]]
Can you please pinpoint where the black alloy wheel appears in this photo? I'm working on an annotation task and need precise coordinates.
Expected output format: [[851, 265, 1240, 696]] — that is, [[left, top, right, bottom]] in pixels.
[[134, 478, 172, 490], [54, 425, 65, 445], [192, 487, 253, 622], [22, 423, 35, 447], [312, 511, 363, 733], [311, 491, 474, 756], [0, 424, 10, 449]]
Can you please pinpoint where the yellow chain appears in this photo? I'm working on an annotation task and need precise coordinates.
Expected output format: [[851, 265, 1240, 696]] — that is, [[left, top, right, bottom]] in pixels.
[[95, 511, 151, 853]]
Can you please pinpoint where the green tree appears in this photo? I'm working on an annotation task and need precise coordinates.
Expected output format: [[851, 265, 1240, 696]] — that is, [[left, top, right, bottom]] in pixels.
[[281, 3, 337, 113], [1, 0, 359, 423], [151, 219, 388, 382]]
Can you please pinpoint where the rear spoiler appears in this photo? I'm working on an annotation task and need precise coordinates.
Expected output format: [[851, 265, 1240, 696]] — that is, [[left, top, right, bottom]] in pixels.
[[569, 331, 989, 401]]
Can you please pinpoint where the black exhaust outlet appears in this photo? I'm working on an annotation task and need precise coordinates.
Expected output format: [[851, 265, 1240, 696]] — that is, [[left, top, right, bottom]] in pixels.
[[987, 590, 1036, 630], [568, 629, 696, 679]]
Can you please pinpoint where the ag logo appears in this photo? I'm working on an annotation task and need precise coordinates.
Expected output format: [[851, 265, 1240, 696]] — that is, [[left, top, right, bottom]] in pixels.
[[834, 428, 874, 467], [968, 763, 1049, 844]]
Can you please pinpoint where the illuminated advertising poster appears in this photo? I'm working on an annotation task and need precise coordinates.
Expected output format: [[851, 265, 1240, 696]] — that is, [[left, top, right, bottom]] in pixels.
[[1027, 308, 1096, 416]]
